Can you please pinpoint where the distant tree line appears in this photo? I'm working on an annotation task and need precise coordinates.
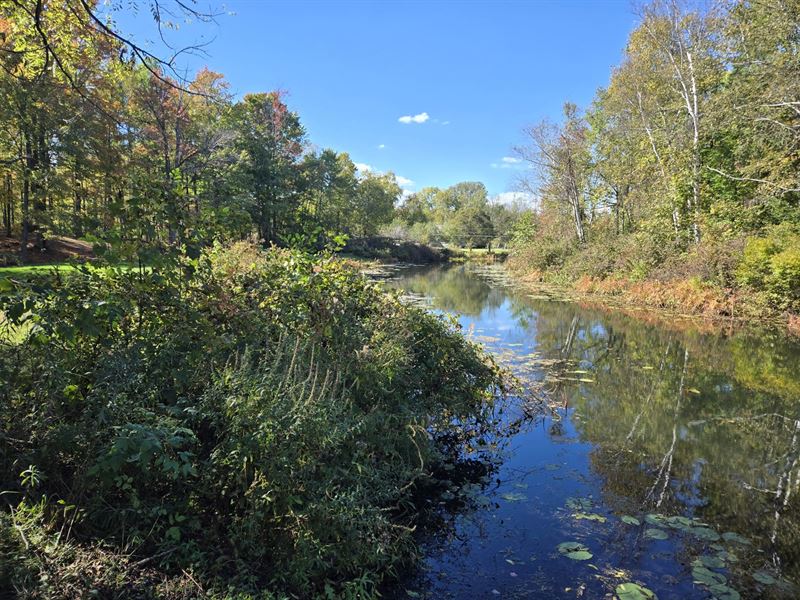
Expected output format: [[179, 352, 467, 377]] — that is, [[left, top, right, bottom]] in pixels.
[[385, 182, 527, 249]]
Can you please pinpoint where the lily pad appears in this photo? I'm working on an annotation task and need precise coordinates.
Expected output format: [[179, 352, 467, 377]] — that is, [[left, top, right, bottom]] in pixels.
[[689, 526, 721, 541], [557, 541, 593, 561], [696, 555, 726, 569], [752, 571, 777, 585], [557, 541, 586, 553], [665, 515, 695, 530], [717, 550, 738, 563], [501, 492, 527, 502], [722, 532, 750, 545], [708, 584, 740, 600], [573, 512, 607, 523], [644, 528, 669, 540], [566, 496, 593, 511], [615, 582, 657, 600], [692, 566, 727, 586], [645, 514, 667, 527], [621, 515, 641, 526]]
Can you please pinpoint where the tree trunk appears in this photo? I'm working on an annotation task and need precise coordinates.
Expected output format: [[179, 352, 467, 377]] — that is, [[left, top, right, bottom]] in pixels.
[[20, 136, 32, 262], [3, 173, 12, 237], [73, 170, 83, 238], [687, 50, 701, 243]]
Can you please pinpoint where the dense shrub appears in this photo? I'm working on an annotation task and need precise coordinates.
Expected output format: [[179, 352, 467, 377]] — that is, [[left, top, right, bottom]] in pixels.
[[342, 235, 449, 263], [737, 224, 800, 311], [0, 243, 503, 598]]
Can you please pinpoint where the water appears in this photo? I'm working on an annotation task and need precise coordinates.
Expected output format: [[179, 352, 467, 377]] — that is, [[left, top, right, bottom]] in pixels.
[[382, 263, 800, 600]]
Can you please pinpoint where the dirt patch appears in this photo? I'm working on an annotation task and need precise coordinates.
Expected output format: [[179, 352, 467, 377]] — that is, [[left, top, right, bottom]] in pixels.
[[0, 236, 94, 266]]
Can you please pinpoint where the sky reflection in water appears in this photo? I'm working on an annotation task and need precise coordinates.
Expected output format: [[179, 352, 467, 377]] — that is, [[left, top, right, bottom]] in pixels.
[[384, 264, 800, 600]]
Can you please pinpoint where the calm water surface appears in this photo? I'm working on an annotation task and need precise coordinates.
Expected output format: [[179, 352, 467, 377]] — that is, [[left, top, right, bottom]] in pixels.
[[382, 263, 800, 600]]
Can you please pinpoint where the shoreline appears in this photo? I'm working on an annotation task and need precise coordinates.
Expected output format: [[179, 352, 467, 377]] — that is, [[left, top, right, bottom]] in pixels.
[[507, 267, 799, 337]]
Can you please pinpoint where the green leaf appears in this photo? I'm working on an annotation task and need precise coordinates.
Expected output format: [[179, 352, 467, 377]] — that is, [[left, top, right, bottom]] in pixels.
[[692, 566, 726, 586], [752, 571, 777, 585], [557, 541, 592, 560], [716, 550, 738, 563], [621, 515, 641, 526], [644, 528, 668, 540], [566, 496, 593, 511], [616, 582, 657, 600], [573, 512, 607, 523], [721, 532, 750, 545], [689, 526, 721, 541], [708, 583, 740, 600], [557, 541, 587, 554], [664, 515, 696, 530], [695, 555, 725, 569], [644, 513, 667, 527]]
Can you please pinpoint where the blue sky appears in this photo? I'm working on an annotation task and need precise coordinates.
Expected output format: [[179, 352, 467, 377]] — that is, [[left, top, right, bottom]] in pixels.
[[118, 1, 636, 201]]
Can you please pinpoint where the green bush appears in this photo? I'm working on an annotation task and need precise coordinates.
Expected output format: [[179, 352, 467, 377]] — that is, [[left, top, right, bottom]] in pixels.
[[0, 243, 503, 598], [737, 224, 800, 311]]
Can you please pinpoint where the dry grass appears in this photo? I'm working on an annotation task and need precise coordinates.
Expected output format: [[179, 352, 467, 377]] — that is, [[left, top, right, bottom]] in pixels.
[[516, 269, 788, 333]]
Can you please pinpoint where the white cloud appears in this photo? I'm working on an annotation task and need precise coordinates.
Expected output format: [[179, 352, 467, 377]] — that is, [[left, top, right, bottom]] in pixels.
[[394, 175, 414, 187], [377, 144, 386, 149], [491, 156, 526, 169], [398, 112, 430, 124], [491, 191, 538, 208], [354, 162, 373, 173], [441, 120, 450, 125]]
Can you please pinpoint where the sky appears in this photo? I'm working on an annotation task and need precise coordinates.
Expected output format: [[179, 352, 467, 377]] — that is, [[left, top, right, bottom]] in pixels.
[[116, 1, 637, 203]]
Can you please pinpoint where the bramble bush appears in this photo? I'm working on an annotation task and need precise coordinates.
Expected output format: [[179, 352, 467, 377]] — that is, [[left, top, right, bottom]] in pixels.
[[0, 242, 504, 598]]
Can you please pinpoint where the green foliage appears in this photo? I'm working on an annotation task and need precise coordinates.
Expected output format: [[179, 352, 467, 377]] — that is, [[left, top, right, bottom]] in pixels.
[[737, 224, 800, 311], [0, 243, 504, 597], [509, 0, 800, 317], [391, 183, 525, 249]]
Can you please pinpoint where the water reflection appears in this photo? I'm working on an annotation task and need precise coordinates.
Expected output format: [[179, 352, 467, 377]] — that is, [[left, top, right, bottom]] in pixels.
[[384, 264, 800, 599]]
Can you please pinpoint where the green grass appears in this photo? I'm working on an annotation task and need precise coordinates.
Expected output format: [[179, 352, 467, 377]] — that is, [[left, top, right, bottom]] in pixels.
[[0, 263, 139, 279], [0, 264, 78, 278]]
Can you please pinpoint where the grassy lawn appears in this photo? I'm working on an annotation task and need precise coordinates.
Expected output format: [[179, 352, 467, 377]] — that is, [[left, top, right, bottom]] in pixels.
[[0, 263, 79, 278], [0, 263, 140, 280]]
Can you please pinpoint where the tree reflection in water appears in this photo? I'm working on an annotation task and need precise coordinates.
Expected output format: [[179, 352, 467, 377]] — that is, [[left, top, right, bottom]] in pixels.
[[382, 264, 800, 596]]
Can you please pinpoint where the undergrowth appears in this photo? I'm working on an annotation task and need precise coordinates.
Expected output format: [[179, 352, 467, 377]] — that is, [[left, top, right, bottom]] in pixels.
[[510, 220, 800, 329], [0, 242, 505, 599]]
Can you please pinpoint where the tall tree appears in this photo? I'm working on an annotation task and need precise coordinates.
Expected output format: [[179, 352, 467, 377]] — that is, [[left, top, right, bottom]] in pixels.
[[515, 103, 591, 244], [232, 92, 305, 244]]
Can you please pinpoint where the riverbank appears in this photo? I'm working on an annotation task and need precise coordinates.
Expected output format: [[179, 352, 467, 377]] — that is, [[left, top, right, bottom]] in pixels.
[[508, 264, 800, 336], [339, 237, 508, 267]]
